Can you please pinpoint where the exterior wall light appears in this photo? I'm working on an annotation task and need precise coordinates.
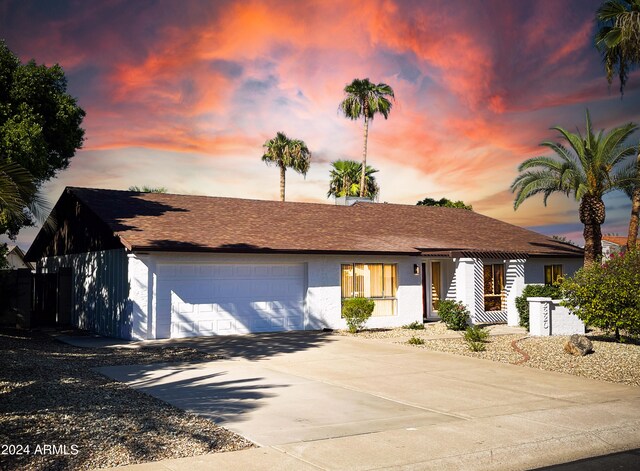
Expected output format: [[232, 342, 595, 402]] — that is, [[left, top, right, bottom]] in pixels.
[[413, 264, 420, 275]]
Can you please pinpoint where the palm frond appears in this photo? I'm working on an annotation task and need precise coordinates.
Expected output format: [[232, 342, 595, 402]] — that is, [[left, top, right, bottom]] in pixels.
[[552, 126, 586, 163], [517, 155, 564, 172], [595, 1, 640, 94], [0, 160, 51, 230]]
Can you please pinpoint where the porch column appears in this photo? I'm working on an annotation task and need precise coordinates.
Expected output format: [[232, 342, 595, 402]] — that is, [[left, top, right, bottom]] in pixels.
[[505, 259, 526, 326], [455, 258, 484, 323]]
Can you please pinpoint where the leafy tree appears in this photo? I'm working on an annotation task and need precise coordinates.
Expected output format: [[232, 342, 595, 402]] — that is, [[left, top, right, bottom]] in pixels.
[[0, 41, 85, 237], [511, 110, 638, 265], [595, 0, 640, 96], [327, 160, 379, 198], [128, 186, 168, 193], [339, 78, 394, 197], [561, 249, 640, 341], [261, 132, 311, 202], [595, 1, 640, 251], [416, 197, 472, 210]]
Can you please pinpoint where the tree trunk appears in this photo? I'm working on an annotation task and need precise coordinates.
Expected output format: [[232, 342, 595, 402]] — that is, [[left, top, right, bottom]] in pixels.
[[579, 195, 605, 266], [582, 222, 602, 266], [628, 187, 640, 250], [627, 147, 640, 250], [360, 115, 369, 197], [279, 165, 286, 202]]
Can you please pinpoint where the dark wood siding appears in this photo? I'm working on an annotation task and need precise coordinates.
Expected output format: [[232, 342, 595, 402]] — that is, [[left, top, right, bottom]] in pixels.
[[26, 189, 124, 262]]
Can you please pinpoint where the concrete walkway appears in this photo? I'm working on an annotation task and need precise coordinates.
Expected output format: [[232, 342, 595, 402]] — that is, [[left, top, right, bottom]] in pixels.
[[94, 332, 640, 470]]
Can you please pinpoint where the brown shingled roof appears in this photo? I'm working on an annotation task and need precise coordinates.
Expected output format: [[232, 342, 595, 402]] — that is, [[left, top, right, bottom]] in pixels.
[[51, 187, 582, 258]]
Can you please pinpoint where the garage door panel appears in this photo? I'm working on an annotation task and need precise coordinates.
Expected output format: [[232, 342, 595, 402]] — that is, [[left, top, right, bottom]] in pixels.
[[164, 263, 305, 338]]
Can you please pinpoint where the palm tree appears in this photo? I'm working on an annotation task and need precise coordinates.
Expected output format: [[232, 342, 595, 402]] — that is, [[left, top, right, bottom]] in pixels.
[[511, 110, 638, 265], [595, 0, 640, 250], [327, 160, 379, 198], [595, 0, 640, 95], [0, 160, 46, 226], [262, 132, 311, 202], [339, 78, 394, 197]]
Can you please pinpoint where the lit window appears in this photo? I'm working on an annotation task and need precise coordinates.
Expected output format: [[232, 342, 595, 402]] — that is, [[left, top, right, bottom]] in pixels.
[[544, 265, 563, 285], [483, 264, 505, 311], [341, 263, 397, 316]]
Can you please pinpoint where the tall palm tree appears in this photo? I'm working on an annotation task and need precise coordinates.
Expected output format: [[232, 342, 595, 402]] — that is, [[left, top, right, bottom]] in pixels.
[[262, 132, 311, 202], [327, 160, 379, 198], [511, 111, 638, 265], [595, 0, 640, 250], [339, 78, 394, 197]]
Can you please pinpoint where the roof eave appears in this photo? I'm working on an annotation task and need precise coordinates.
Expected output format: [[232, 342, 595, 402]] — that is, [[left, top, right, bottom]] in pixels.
[[129, 246, 421, 257]]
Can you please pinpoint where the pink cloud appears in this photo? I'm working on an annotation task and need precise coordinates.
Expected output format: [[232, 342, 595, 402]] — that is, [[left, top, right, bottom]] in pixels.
[[2, 0, 637, 241]]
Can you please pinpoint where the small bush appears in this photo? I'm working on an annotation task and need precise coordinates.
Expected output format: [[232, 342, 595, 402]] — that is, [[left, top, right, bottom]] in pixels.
[[342, 297, 375, 333], [403, 321, 425, 330], [467, 340, 486, 352], [464, 325, 489, 342], [407, 336, 425, 345], [437, 300, 469, 331], [464, 325, 489, 352], [515, 284, 562, 330]]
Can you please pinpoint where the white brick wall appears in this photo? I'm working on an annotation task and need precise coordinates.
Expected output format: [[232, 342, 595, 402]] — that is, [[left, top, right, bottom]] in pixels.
[[528, 297, 585, 336]]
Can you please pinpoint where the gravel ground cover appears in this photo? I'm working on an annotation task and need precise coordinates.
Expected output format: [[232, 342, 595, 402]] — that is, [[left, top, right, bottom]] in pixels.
[[0, 328, 254, 471], [334, 321, 452, 340], [339, 323, 640, 387], [518, 335, 640, 387]]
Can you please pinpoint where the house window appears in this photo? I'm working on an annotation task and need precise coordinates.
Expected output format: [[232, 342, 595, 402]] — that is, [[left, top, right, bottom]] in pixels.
[[341, 263, 397, 316], [544, 265, 563, 285], [483, 264, 505, 311], [431, 261, 442, 311]]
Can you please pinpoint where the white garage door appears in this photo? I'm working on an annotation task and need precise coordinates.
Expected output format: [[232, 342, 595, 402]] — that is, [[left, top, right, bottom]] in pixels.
[[158, 263, 305, 338]]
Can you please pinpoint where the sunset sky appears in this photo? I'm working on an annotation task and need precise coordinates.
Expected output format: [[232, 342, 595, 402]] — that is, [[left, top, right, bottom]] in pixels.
[[2, 0, 639, 250]]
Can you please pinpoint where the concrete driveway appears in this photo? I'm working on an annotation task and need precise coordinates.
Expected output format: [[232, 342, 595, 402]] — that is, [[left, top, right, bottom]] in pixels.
[[99, 332, 640, 470]]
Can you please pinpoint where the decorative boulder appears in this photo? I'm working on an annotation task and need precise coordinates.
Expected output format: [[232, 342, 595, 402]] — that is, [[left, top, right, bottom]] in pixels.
[[563, 334, 593, 356]]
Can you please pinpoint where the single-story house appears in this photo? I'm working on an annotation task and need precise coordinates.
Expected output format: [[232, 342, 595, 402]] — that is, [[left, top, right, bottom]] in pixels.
[[25, 187, 584, 340], [4, 245, 34, 270]]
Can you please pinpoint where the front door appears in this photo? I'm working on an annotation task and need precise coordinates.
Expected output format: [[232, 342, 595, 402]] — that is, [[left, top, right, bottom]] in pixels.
[[422, 261, 443, 320]]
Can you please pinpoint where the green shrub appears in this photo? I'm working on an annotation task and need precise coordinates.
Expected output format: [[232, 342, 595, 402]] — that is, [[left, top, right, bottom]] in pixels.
[[407, 336, 425, 345], [464, 325, 489, 352], [467, 340, 486, 352], [515, 284, 562, 330], [464, 325, 489, 342], [561, 250, 640, 341], [437, 300, 469, 331], [342, 297, 375, 333], [403, 321, 425, 330]]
